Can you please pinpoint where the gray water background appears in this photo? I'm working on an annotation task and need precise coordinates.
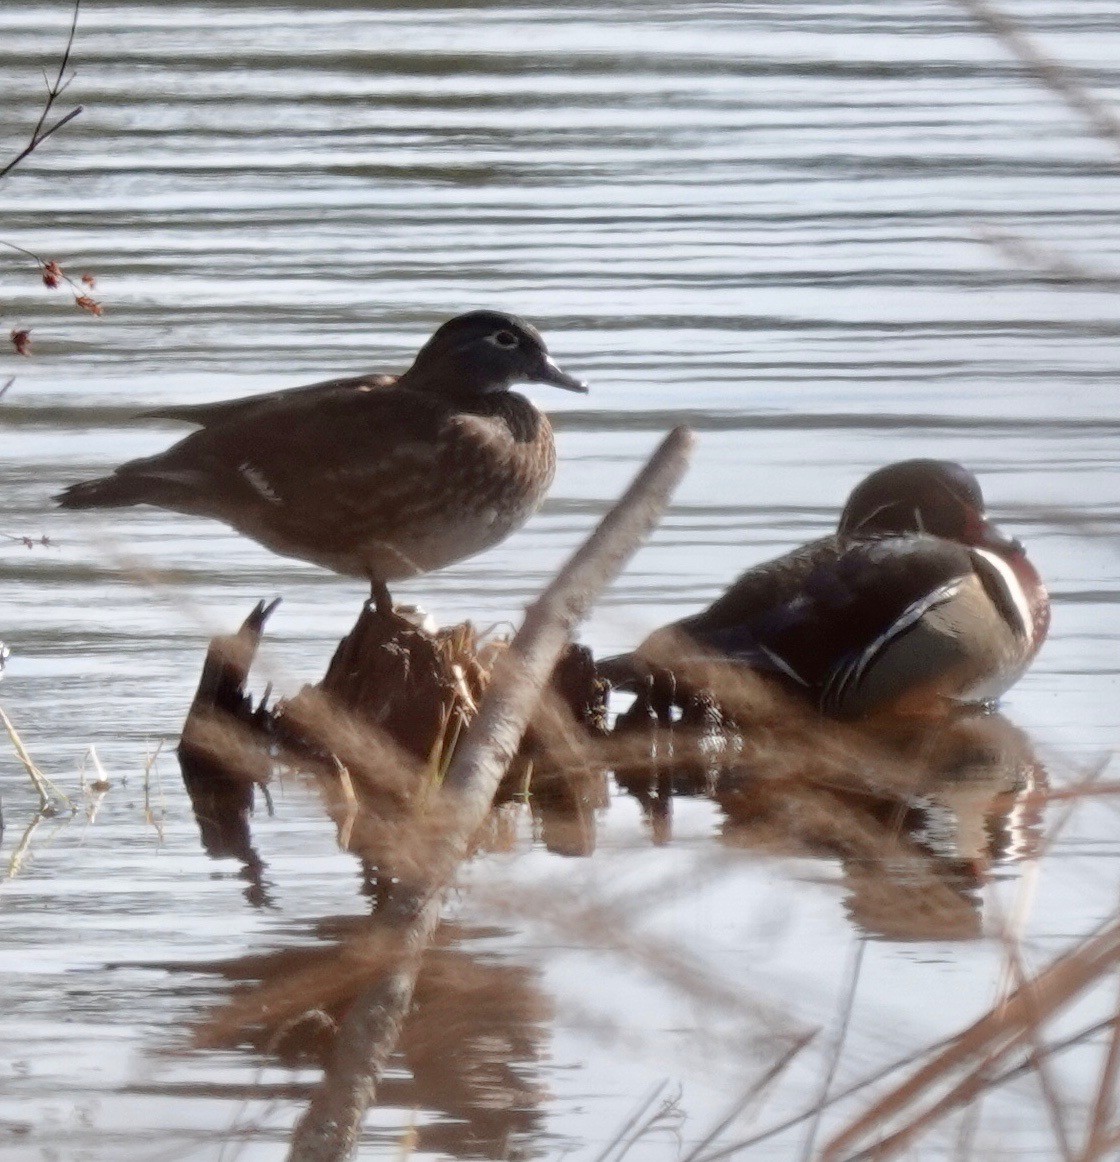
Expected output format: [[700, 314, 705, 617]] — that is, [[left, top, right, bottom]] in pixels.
[[2, 1, 1120, 1158]]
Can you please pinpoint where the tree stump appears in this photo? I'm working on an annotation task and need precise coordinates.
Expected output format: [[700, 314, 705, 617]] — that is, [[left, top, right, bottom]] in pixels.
[[178, 600, 612, 872]]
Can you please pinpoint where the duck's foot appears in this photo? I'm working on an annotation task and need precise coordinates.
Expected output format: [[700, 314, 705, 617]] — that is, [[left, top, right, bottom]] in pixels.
[[363, 579, 435, 633], [368, 579, 394, 618]]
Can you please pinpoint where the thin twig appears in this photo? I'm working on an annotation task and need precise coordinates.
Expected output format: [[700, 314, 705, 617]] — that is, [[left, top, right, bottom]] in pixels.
[[0, 0, 83, 180], [800, 938, 866, 1161], [0, 240, 103, 314], [0, 531, 54, 549]]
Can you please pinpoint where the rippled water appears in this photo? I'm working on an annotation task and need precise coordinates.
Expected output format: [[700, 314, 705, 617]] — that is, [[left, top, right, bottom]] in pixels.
[[3, 1, 1120, 1158]]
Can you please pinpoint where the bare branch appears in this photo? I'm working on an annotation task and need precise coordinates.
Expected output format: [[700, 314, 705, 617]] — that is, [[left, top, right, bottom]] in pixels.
[[0, 0, 83, 181]]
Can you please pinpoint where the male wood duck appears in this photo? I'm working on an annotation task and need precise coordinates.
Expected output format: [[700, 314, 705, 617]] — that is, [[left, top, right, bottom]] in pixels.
[[601, 459, 1049, 719], [57, 311, 587, 612]]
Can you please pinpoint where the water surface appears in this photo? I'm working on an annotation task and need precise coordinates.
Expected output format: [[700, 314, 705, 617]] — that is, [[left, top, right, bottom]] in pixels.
[[3, 1, 1120, 1158]]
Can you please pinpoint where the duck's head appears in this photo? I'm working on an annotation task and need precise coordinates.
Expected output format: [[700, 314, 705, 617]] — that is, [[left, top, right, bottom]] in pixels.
[[401, 310, 587, 397], [838, 459, 1022, 553]]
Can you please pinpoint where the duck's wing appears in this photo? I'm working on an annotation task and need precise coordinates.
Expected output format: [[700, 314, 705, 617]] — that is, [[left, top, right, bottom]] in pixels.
[[597, 536, 841, 689], [816, 574, 967, 715], [695, 535, 977, 712], [680, 534, 845, 639], [140, 372, 397, 427], [118, 387, 497, 550]]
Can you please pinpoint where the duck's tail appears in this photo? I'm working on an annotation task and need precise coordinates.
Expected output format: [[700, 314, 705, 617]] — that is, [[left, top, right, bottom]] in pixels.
[[55, 467, 196, 510], [56, 473, 143, 509]]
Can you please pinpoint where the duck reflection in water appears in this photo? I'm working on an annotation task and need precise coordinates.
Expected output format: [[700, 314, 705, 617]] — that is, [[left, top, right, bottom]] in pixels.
[[721, 709, 1047, 940], [614, 705, 1047, 941], [604, 457, 1049, 936]]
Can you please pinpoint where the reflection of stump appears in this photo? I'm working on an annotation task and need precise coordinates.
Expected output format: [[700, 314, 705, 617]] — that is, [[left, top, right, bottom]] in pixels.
[[517, 644, 610, 857], [179, 599, 277, 867], [610, 680, 722, 846]]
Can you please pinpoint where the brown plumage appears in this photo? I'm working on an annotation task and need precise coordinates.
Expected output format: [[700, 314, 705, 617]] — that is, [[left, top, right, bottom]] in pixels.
[[57, 310, 587, 611]]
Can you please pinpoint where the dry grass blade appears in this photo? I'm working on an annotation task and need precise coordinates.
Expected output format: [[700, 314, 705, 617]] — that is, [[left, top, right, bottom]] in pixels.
[[799, 939, 866, 1161], [277, 689, 420, 803], [607, 1083, 684, 1160], [994, 920, 1076, 1161], [142, 739, 166, 839], [954, 0, 1120, 154], [1038, 780, 1120, 803], [614, 630, 937, 801], [971, 221, 1120, 286], [823, 918, 1120, 1160], [5, 812, 47, 879], [476, 865, 801, 1043], [0, 703, 72, 812], [727, 1012, 1118, 1157], [592, 1078, 672, 1162], [684, 1031, 817, 1162], [1080, 955, 1120, 1160]]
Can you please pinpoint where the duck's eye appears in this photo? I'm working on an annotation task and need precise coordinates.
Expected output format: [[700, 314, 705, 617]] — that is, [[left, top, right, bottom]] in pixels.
[[489, 329, 519, 350]]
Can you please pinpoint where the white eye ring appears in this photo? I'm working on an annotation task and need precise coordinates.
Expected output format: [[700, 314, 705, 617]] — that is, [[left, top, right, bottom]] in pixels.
[[489, 329, 518, 349]]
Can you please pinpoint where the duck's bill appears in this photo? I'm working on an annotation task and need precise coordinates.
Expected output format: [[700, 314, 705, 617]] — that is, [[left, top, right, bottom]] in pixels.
[[534, 354, 589, 393]]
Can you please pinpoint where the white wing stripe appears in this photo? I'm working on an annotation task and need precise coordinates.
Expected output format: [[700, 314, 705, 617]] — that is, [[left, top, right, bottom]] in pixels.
[[822, 579, 964, 713], [971, 548, 1033, 640], [239, 461, 282, 505]]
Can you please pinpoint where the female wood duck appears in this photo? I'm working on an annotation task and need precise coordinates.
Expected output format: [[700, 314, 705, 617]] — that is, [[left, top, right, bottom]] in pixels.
[[56, 311, 587, 612], [602, 459, 1049, 719]]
